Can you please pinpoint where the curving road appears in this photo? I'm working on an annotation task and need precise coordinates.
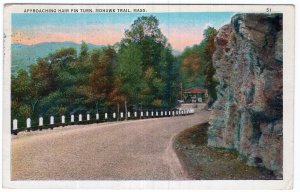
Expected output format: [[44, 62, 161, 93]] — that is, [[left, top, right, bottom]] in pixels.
[[12, 109, 210, 180]]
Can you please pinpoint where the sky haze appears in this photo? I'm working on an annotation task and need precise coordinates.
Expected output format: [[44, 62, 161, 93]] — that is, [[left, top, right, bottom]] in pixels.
[[12, 12, 235, 51]]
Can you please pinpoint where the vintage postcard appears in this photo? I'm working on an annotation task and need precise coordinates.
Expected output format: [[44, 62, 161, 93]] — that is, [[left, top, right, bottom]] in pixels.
[[2, 4, 294, 189]]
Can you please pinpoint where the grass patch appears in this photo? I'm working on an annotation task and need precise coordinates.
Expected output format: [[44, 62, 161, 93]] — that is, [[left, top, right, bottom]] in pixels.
[[173, 123, 276, 180], [175, 123, 209, 146]]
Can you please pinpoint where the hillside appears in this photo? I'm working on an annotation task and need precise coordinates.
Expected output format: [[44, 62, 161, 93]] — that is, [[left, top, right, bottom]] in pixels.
[[11, 42, 104, 75]]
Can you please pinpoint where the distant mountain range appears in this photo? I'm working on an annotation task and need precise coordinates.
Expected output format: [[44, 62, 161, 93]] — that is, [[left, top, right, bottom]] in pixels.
[[11, 42, 104, 75], [11, 41, 182, 76]]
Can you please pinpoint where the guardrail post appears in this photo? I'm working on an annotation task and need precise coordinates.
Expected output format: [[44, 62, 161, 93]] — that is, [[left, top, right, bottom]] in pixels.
[[26, 118, 31, 131], [87, 114, 90, 121], [105, 113, 108, 120], [13, 119, 18, 130], [61, 115, 65, 126], [96, 113, 99, 121], [79, 114, 82, 122], [146, 111, 149, 117], [39, 117, 43, 126], [50, 116, 54, 129], [113, 112, 116, 119], [128, 112, 130, 118], [71, 114, 74, 123], [13, 119, 18, 134], [134, 111, 137, 118], [39, 117, 43, 130], [140, 111, 143, 118]]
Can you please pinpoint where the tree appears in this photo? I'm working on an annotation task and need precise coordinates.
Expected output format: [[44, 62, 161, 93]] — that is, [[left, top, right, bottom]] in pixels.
[[108, 76, 125, 120], [11, 70, 33, 119], [160, 45, 179, 108], [29, 58, 55, 114], [89, 47, 116, 111], [38, 48, 79, 116], [50, 47, 77, 66], [79, 41, 88, 62], [203, 27, 218, 107], [12, 70, 32, 103], [178, 26, 218, 106], [11, 15, 183, 123], [116, 43, 145, 119], [124, 15, 167, 46], [30, 58, 55, 97], [180, 45, 204, 90], [120, 15, 174, 109]]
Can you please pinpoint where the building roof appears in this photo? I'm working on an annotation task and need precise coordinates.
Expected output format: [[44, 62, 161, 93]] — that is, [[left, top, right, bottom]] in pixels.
[[184, 88, 207, 94]]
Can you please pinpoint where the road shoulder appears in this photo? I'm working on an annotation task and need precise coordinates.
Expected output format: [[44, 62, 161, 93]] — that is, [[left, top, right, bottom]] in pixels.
[[173, 123, 277, 180]]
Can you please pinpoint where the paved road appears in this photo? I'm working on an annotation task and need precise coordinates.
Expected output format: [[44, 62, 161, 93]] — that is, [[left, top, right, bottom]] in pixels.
[[12, 110, 210, 180]]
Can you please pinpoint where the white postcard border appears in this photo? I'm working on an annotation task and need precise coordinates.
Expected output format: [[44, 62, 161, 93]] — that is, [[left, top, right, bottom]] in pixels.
[[2, 4, 295, 190]]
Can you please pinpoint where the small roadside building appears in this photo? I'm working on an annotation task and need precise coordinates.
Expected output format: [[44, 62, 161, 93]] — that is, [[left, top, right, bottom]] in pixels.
[[183, 88, 208, 103]]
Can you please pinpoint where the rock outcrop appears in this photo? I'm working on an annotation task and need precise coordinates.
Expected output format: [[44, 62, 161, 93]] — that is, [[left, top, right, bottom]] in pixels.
[[208, 13, 283, 178]]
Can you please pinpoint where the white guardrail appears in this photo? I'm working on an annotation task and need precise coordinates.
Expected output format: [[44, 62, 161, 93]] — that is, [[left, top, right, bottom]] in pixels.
[[11, 108, 195, 134]]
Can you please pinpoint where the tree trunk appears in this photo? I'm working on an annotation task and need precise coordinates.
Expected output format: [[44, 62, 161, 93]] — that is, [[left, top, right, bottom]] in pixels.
[[31, 98, 39, 113], [124, 97, 128, 120], [117, 103, 120, 121], [96, 101, 99, 113]]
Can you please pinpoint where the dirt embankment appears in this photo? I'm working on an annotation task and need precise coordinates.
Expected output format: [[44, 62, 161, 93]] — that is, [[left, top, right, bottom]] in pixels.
[[173, 123, 277, 180]]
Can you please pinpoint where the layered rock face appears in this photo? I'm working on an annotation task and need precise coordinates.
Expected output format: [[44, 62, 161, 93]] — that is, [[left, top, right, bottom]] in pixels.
[[208, 13, 283, 178]]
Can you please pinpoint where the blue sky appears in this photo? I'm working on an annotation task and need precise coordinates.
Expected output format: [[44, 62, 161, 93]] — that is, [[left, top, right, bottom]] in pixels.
[[12, 12, 235, 51]]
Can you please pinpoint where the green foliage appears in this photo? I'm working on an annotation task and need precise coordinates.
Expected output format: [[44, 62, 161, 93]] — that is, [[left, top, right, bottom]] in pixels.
[[12, 69, 32, 102], [179, 26, 218, 105], [89, 47, 115, 102], [12, 16, 218, 126], [11, 42, 103, 75], [30, 58, 55, 96], [119, 15, 179, 109], [79, 41, 89, 62], [203, 27, 218, 105], [160, 45, 180, 107], [11, 70, 33, 118], [179, 43, 207, 88], [124, 15, 167, 46], [18, 104, 32, 118], [116, 43, 144, 103]]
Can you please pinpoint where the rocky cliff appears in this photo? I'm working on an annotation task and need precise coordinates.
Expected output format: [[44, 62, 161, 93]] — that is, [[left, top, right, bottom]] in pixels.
[[208, 13, 283, 178]]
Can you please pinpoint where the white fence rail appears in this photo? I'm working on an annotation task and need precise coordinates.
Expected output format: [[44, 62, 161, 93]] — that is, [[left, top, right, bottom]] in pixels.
[[11, 108, 195, 134]]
